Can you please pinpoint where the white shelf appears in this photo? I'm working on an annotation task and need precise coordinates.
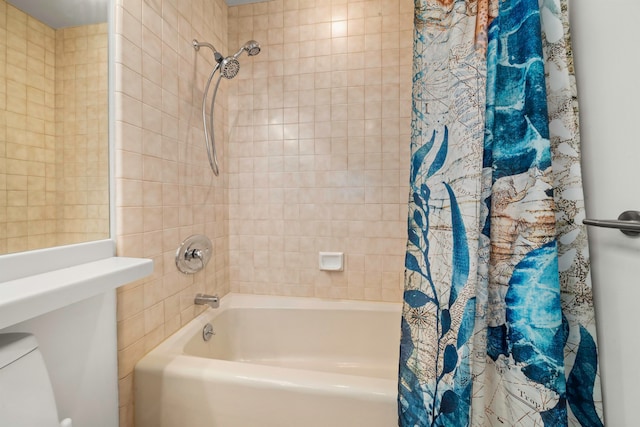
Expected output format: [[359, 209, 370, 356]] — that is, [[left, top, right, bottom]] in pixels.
[[0, 256, 153, 330]]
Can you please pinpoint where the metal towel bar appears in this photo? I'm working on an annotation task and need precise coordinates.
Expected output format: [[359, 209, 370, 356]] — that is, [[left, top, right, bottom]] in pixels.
[[583, 210, 640, 237]]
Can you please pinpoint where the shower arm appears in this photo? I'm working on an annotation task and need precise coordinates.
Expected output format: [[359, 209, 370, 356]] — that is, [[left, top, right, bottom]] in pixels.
[[193, 40, 218, 56]]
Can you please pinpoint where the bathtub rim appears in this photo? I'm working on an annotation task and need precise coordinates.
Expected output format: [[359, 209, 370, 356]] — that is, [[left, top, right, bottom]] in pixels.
[[216, 292, 402, 312]]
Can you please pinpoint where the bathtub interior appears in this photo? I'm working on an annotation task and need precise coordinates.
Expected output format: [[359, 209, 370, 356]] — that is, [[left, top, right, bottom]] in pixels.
[[135, 294, 404, 427], [182, 304, 402, 379]]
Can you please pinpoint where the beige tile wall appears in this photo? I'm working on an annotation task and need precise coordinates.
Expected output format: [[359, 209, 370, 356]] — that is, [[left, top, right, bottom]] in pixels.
[[0, 1, 110, 254], [0, 1, 57, 253], [55, 24, 110, 246], [227, 0, 413, 301], [113, 0, 230, 424]]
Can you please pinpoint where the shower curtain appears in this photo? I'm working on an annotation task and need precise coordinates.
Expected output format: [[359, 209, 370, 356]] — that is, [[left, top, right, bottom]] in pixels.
[[398, 0, 604, 425]]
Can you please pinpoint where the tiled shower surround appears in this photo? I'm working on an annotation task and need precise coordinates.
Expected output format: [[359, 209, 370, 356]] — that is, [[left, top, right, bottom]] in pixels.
[[114, 0, 412, 424], [227, 1, 413, 299]]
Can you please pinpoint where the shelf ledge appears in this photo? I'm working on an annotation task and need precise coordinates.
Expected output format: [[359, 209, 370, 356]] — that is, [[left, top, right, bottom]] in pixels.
[[0, 256, 153, 330]]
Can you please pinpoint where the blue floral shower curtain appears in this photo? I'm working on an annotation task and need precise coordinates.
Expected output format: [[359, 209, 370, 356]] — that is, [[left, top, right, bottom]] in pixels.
[[398, 0, 604, 425]]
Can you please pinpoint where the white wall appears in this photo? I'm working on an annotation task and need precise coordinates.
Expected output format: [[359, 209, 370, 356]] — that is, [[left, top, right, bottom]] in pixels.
[[570, 1, 640, 425]]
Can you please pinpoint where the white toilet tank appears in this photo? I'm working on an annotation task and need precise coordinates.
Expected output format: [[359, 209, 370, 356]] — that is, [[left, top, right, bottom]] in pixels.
[[0, 333, 64, 427]]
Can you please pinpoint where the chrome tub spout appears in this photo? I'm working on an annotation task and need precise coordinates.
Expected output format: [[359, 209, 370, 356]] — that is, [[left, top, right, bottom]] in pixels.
[[195, 294, 219, 309]]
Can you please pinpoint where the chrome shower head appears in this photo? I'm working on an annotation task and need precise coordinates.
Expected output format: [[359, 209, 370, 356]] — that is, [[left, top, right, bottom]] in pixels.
[[233, 40, 261, 59], [194, 38, 262, 177], [244, 40, 261, 56], [219, 56, 240, 79]]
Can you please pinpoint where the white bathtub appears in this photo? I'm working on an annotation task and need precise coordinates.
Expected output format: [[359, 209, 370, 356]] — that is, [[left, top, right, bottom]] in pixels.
[[135, 293, 402, 427]]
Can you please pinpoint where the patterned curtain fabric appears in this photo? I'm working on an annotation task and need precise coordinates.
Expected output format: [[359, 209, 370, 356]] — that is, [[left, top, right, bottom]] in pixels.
[[398, 0, 604, 425]]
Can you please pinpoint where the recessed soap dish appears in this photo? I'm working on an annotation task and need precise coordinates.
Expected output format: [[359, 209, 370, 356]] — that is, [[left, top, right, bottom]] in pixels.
[[319, 252, 344, 271]]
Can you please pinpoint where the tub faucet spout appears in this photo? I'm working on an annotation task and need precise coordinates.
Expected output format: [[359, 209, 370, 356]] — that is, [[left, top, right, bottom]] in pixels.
[[195, 294, 219, 309]]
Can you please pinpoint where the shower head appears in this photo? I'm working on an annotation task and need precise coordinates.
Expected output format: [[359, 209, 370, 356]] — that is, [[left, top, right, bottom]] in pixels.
[[219, 56, 240, 79], [233, 40, 261, 59], [194, 38, 255, 79], [244, 40, 261, 56], [194, 38, 261, 176]]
